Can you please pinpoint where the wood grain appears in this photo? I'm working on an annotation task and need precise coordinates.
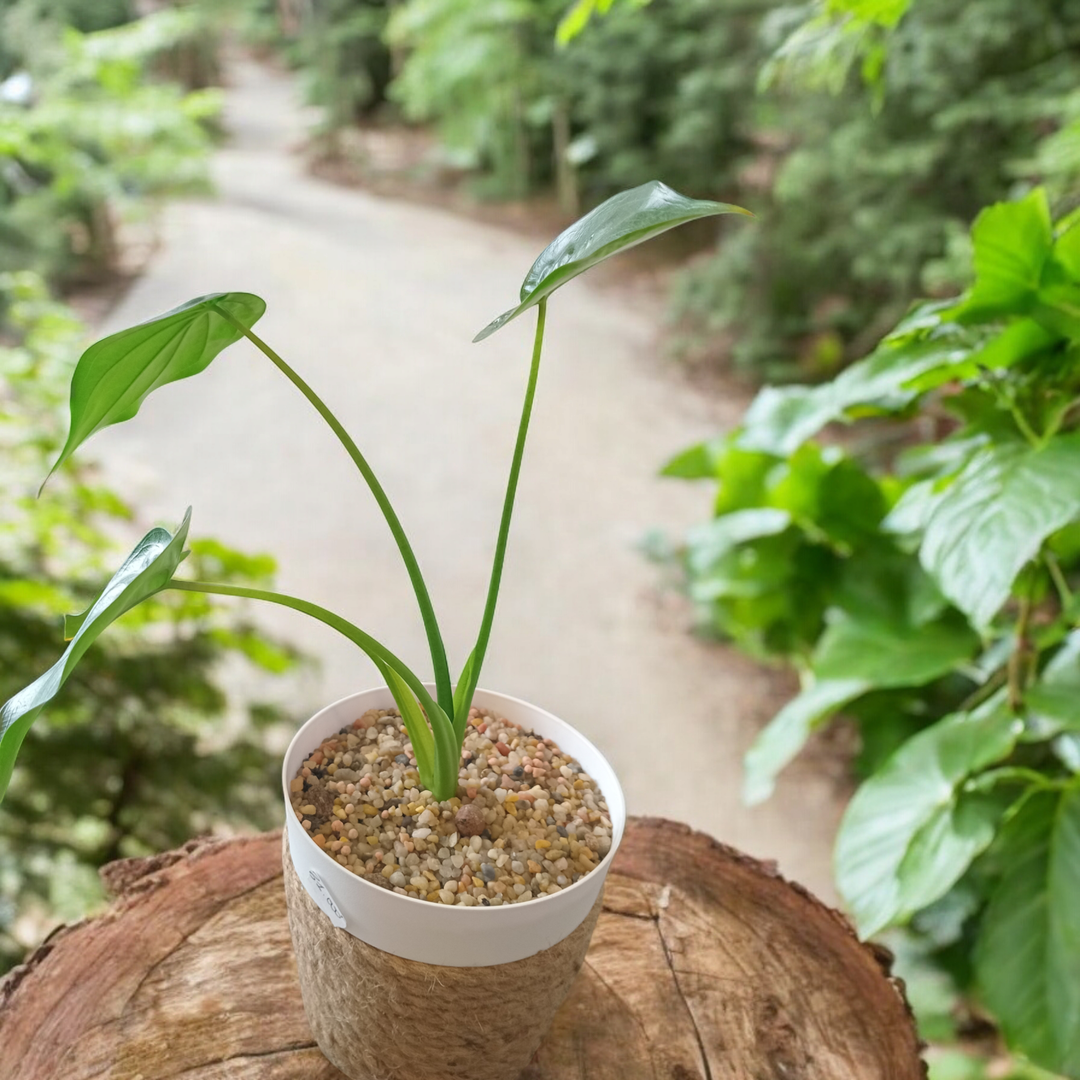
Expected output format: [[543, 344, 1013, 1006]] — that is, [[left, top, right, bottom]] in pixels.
[[0, 819, 925, 1080]]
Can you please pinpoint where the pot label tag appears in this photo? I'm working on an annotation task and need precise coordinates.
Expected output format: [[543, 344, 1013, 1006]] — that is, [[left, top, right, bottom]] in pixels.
[[307, 869, 347, 928]]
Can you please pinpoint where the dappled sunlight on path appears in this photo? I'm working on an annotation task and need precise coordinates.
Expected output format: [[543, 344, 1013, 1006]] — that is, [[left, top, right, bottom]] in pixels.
[[93, 55, 844, 900]]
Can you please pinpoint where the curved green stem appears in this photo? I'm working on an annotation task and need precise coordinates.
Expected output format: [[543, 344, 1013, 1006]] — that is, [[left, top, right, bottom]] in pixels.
[[455, 300, 548, 736], [210, 305, 453, 718], [168, 579, 443, 723]]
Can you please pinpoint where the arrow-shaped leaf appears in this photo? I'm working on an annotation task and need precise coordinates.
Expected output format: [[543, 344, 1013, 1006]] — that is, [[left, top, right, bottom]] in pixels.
[[0, 510, 192, 803], [474, 181, 751, 341], [47, 292, 266, 484], [376, 659, 436, 788]]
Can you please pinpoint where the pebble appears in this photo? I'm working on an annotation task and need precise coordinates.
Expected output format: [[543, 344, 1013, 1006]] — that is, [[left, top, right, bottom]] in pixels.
[[289, 705, 612, 907], [455, 802, 486, 837]]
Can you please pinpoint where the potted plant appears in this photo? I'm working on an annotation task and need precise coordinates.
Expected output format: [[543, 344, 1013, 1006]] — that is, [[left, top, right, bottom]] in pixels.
[[0, 182, 750, 1079]]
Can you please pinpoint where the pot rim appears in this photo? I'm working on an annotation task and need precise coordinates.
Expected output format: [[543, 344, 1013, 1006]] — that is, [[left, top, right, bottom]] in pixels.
[[281, 684, 626, 917]]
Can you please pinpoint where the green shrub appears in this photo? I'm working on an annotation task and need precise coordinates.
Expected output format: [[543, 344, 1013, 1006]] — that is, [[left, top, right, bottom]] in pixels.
[[559, 0, 768, 203], [0, 8, 220, 293], [301, 0, 392, 131], [664, 189, 1080, 1076], [673, 0, 1080, 377], [385, 0, 564, 198]]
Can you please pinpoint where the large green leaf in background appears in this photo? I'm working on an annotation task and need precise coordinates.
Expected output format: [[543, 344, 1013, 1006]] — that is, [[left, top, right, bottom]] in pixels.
[[920, 436, 1080, 629], [474, 181, 751, 341], [1027, 631, 1080, 737], [835, 697, 1021, 938], [812, 610, 978, 686], [46, 293, 266, 483], [0, 510, 192, 804], [682, 508, 791, 575], [743, 609, 978, 805], [976, 786, 1080, 1077], [743, 676, 868, 806], [738, 335, 970, 457], [949, 189, 1053, 324], [947, 188, 1080, 342]]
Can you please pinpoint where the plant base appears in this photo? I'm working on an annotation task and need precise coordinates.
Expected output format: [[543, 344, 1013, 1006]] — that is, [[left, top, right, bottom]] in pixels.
[[283, 833, 603, 1080]]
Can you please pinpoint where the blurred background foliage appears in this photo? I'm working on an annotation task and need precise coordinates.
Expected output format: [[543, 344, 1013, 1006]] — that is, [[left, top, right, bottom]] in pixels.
[[241, 0, 1080, 378], [0, 0, 221, 300], [0, 1, 301, 974], [0, 272, 303, 973]]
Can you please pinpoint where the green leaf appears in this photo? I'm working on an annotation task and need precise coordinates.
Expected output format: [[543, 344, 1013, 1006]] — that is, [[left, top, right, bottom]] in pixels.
[[474, 182, 751, 341], [453, 647, 476, 736], [739, 336, 968, 456], [962, 317, 1058, 373], [379, 661, 436, 790], [743, 676, 868, 806], [949, 189, 1053, 323], [555, 0, 596, 45], [1026, 632, 1080, 736], [883, 478, 946, 535], [921, 436, 1080, 628], [684, 509, 791, 574], [0, 510, 192, 803], [744, 606, 977, 806], [47, 293, 266, 483], [1053, 218, 1080, 280], [659, 437, 727, 480], [976, 786, 1080, 1076], [812, 610, 978, 687], [836, 697, 1020, 938]]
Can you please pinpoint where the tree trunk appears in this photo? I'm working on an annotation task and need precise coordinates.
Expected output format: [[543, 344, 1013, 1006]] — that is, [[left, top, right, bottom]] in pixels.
[[0, 818, 924, 1079]]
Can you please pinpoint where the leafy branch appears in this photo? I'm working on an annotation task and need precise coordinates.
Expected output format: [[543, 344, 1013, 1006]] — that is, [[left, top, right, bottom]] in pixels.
[[665, 187, 1080, 1076]]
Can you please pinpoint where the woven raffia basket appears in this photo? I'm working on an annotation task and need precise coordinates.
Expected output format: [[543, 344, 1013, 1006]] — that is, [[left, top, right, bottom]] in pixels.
[[284, 833, 603, 1080]]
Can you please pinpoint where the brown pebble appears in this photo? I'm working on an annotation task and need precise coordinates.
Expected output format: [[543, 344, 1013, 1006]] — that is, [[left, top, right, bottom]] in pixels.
[[305, 781, 335, 817], [455, 803, 486, 837]]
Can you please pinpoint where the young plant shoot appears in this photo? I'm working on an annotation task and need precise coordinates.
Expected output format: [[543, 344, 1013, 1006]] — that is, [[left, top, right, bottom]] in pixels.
[[0, 181, 750, 804]]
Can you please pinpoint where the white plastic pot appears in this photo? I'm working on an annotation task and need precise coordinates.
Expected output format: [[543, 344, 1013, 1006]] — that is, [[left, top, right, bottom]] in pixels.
[[282, 685, 626, 967]]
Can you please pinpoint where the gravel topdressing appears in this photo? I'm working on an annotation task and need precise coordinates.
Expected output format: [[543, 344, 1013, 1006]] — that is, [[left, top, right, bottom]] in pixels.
[[289, 705, 613, 906]]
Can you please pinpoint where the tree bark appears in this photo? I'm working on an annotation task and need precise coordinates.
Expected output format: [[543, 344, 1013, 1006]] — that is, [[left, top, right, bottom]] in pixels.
[[0, 818, 924, 1080]]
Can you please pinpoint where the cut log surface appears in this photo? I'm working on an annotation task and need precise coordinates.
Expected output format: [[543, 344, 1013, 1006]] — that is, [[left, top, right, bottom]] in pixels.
[[0, 818, 924, 1080]]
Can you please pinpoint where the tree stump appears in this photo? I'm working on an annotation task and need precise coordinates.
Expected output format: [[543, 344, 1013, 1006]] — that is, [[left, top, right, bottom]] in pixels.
[[0, 818, 924, 1080]]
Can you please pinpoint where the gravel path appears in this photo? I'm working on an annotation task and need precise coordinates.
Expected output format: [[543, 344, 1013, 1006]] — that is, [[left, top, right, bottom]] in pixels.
[[93, 56, 844, 900]]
